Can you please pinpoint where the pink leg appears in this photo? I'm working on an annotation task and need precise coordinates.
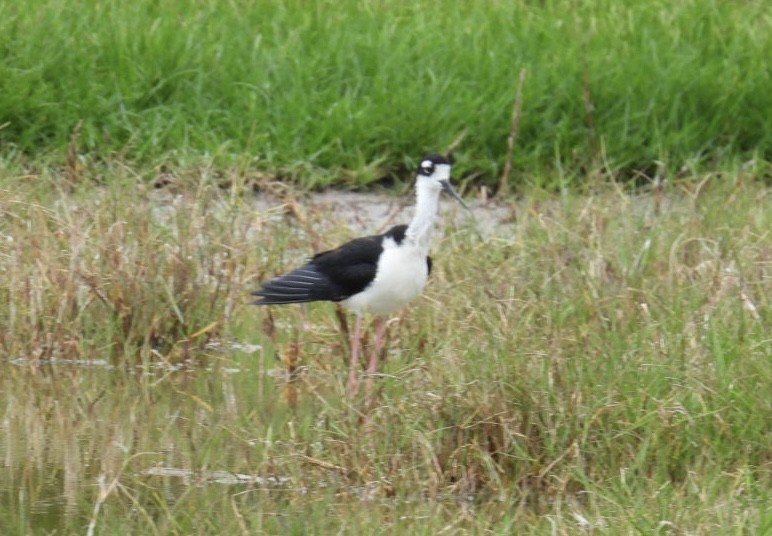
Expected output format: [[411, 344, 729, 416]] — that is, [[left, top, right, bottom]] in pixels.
[[346, 314, 363, 399], [365, 316, 389, 396]]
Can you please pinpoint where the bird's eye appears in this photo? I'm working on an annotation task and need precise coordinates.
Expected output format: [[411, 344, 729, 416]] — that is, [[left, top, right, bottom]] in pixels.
[[420, 160, 434, 175]]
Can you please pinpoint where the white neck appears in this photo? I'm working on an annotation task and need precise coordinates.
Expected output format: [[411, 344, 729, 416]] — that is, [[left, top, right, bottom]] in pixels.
[[405, 179, 441, 251]]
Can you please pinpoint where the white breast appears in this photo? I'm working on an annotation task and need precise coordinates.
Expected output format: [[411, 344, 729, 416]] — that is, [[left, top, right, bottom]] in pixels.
[[342, 237, 429, 316]]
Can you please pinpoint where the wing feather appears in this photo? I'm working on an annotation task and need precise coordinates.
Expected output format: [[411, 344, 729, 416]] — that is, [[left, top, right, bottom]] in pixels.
[[252, 230, 392, 306]]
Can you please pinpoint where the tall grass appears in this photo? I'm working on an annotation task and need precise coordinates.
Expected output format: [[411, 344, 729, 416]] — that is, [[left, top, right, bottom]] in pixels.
[[1, 0, 771, 185], [0, 166, 769, 533]]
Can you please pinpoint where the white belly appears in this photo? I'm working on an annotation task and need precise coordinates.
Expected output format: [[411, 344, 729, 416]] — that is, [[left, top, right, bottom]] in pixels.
[[343, 240, 428, 316]]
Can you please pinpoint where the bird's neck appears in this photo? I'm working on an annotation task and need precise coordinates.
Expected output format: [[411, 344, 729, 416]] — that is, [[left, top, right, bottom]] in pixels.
[[405, 181, 440, 251]]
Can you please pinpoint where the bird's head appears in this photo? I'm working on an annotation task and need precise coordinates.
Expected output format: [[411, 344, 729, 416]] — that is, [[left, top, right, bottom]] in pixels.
[[416, 153, 470, 211]]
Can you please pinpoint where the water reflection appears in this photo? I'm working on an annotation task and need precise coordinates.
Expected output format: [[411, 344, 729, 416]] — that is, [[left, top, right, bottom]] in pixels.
[[0, 346, 303, 532], [143, 467, 290, 486]]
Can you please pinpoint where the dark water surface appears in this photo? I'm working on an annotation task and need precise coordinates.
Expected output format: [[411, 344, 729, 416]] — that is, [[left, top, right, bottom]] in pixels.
[[0, 350, 309, 532]]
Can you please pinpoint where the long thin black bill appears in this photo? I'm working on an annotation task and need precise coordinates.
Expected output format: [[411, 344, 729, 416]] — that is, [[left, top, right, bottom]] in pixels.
[[440, 180, 471, 212]]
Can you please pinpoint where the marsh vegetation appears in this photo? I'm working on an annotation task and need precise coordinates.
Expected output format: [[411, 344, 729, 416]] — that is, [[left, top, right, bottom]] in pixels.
[[1, 168, 769, 533]]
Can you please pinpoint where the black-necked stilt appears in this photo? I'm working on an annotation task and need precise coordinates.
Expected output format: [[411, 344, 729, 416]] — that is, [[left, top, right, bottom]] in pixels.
[[252, 153, 469, 397]]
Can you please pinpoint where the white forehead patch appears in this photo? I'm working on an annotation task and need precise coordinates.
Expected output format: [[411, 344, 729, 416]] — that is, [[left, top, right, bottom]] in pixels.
[[421, 160, 433, 168]]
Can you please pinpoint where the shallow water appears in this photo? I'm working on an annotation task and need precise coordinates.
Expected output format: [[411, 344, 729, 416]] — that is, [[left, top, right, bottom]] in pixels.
[[0, 347, 296, 531], [0, 355, 476, 533]]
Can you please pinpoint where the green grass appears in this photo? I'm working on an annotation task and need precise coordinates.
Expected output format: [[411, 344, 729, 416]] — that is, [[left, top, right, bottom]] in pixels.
[[0, 167, 769, 533], [2, 0, 772, 186]]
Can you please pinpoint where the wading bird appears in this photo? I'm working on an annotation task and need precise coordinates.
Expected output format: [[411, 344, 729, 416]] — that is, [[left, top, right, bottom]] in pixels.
[[252, 153, 469, 397]]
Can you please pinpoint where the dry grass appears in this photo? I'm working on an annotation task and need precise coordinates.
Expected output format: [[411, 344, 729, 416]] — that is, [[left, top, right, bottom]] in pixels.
[[1, 172, 258, 365], [0, 167, 769, 534]]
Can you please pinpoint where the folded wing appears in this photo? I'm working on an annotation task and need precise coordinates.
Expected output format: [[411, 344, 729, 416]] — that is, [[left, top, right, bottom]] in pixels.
[[252, 234, 384, 305]]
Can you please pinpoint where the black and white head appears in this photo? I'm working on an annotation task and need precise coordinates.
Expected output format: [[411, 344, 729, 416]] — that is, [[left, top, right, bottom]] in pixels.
[[416, 153, 470, 210]]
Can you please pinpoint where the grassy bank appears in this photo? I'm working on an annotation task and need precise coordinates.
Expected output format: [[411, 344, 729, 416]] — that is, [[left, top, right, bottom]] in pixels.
[[0, 168, 769, 533], [2, 0, 771, 186]]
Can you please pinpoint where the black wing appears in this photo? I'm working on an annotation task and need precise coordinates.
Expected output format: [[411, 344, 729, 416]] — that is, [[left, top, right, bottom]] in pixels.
[[252, 230, 394, 305]]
